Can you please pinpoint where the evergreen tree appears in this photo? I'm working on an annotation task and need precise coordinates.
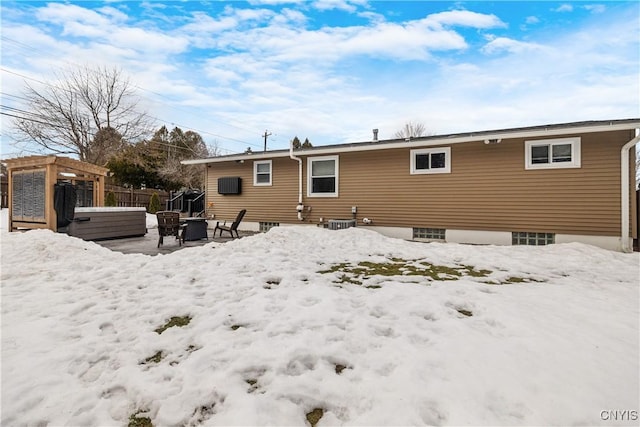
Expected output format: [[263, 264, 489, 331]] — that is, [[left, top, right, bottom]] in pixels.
[[106, 125, 210, 190], [87, 127, 126, 166], [105, 191, 117, 207], [106, 142, 171, 189], [148, 192, 161, 214]]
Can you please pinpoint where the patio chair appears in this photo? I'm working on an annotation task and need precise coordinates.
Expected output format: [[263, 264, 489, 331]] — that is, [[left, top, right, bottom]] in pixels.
[[213, 209, 246, 238], [156, 211, 184, 248]]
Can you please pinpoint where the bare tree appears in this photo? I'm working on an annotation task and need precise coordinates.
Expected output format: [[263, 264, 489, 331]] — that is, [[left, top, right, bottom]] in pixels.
[[395, 122, 428, 139], [12, 65, 153, 163], [206, 141, 220, 158]]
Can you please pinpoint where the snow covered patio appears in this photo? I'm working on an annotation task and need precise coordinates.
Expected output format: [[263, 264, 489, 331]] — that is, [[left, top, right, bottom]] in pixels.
[[94, 224, 256, 256], [1, 218, 638, 426]]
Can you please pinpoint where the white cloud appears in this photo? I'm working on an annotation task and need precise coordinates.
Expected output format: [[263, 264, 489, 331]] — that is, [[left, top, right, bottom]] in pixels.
[[140, 1, 167, 10], [553, 4, 574, 13], [185, 8, 505, 66], [423, 9, 506, 29], [584, 4, 606, 14], [481, 37, 546, 55], [96, 6, 128, 22], [358, 10, 385, 24], [525, 16, 540, 24], [339, 22, 467, 59], [36, 3, 115, 32], [1, 1, 638, 155], [34, 3, 187, 55], [112, 27, 188, 53], [182, 12, 241, 35], [312, 0, 358, 12], [273, 8, 308, 25], [247, 0, 305, 5], [234, 6, 277, 22]]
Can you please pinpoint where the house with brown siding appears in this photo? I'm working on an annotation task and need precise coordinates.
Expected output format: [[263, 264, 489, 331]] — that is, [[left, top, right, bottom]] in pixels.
[[183, 119, 639, 252]]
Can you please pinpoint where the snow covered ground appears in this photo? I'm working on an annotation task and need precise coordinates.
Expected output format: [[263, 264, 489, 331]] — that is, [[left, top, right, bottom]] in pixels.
[[1, 210, 639, 426]]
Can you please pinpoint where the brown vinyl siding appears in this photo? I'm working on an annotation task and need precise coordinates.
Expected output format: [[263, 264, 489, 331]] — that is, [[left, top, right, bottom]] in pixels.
[[205, 129, 636, 237], [205, 157, 300, 224]]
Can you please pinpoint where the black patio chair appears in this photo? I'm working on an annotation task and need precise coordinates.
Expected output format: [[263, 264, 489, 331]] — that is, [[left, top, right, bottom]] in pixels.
[[213, 209, 246, 238], [156, 211, 184, 247]]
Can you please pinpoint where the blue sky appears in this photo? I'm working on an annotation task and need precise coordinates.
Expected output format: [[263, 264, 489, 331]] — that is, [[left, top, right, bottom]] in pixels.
[[1, 1, 638, 157]]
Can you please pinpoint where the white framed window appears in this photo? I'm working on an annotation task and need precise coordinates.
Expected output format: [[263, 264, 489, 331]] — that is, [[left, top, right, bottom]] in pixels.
[[410, 147, 451, 174], [308, 155, 338, 197], [253, 160, 272, 186], [525, 137, 581, 170]]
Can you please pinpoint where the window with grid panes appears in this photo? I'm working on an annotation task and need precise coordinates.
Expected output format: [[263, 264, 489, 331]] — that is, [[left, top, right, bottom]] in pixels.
[[512, 232, 555, 246], [259, 222, 279, 232], [413, 227, 446, 240]]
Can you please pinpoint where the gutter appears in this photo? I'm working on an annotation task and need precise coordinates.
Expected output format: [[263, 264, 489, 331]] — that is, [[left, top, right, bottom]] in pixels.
[[621, 132, 640, 252], [289, 143, 304, 221]]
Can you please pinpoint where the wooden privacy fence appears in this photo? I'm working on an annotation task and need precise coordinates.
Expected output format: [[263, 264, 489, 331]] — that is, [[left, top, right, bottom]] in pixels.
[[104, 185, 169, 210], [0, 181, 170, 211]]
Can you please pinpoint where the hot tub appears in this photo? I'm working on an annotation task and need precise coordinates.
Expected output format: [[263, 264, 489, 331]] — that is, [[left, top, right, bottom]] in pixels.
[[67, 207, 147, 240]]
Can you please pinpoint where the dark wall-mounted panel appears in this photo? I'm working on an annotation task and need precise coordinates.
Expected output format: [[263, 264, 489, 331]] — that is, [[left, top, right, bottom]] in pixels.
[[218, 177, 242, 195]]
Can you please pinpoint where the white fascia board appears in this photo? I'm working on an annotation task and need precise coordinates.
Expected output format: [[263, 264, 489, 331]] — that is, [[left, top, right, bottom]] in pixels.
[[182, 152, 285, 165], [182, 120, 640, 165]]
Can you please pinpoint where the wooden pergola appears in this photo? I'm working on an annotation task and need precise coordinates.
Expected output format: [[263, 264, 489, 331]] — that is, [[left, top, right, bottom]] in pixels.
[[5, 156, 108, 232]]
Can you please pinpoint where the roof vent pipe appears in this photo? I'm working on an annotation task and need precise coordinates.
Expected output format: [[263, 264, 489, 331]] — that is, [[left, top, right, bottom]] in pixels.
[[372, 129, 378, 141]]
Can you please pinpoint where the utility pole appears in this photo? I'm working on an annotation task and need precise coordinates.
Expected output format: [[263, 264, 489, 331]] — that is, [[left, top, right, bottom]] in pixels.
[[262, 130, 272, 152]]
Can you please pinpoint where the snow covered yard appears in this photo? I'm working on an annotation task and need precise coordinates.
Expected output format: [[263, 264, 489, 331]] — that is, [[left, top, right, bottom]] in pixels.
[[1, 221, 638, 426]]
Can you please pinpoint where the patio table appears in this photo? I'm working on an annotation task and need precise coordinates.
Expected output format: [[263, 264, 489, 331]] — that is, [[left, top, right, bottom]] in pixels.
[[181, 217, 208, 241]]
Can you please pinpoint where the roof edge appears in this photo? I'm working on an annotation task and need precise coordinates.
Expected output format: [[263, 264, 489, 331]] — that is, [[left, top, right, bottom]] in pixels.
[[182, 118, 640, 165]]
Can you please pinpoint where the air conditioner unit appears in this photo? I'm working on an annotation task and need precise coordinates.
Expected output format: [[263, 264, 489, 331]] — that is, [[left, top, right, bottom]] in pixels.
[[217, 177, 242, 195]]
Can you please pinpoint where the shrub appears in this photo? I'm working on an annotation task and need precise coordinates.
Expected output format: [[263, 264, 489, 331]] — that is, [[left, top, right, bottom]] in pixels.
[[148, 192, 161, 214], [105, 191, 117, 207]]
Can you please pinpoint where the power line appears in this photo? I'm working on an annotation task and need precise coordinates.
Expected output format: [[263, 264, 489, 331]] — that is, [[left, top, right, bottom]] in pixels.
[[1, 106, 213, 158], [145, 113, 261, 149], [0, 35, 271, 153], [133, 84, 265, 138], [1, 68, 263, 154], [2, 37, 266, 146], [0, 91, 31, 102], [1, 109, 67, 129]]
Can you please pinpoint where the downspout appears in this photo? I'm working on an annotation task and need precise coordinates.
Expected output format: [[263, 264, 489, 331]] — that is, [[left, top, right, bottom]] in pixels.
[[289, 142, 304, 221], [620, 132, 640, 253]]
